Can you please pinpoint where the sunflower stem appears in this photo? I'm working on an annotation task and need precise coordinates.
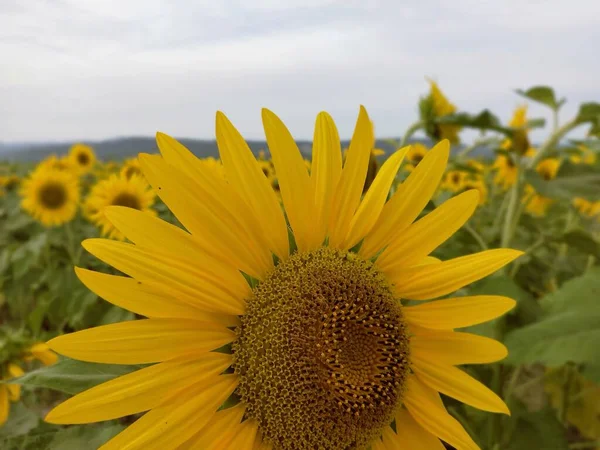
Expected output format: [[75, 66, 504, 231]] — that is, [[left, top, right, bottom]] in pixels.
[[528, 119, 579, 168], [399, 121, 424, 147]]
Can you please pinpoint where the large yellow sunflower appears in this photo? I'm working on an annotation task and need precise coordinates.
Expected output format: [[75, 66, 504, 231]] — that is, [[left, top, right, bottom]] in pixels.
[[84, 174, 155, 240], [68, 143, 96, 174], [20, 167, 80, 227], [46, 107, 521, 449]]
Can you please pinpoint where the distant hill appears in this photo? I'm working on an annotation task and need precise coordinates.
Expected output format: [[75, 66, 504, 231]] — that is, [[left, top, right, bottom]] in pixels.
[[0, 137, 494, 162]]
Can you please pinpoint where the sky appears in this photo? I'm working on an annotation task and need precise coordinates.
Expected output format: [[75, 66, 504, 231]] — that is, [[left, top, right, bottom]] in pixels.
[[1, 0, 599, 144]]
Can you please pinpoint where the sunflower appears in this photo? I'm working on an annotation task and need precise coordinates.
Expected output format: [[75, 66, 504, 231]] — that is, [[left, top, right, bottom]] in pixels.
[[68, 143, 96, 174], [523, 159, 560, 216], [442, 170, 467, 192], [20, 167, 80, 227], [85, 174, 155, 240], [500, 106, 536, 156], [38, 155, 76, 173], [493, 154, 518, 190], [46, 107, 521, 450], [462, 179, 489, 205], [419, 80, 462, 144], [120, 158, 144, 180], [573, 197, 600, 220], [0, 174, 20, 191], [404, 143, 429, 172], [1, 342, 57, 426], [570, 145, 597, 165], [466, 159, 486, 175]]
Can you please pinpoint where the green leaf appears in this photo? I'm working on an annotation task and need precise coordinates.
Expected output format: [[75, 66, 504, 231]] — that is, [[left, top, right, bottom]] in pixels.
[[516, 86, 565, 110], [8, 358, 142, 395], [504, 268, 600, 370], [46, 423, 125, 450], [507, 402, 568, 450], [561, 229, 600, 259], [435, 110, 509, 134], [525, 163, 600, 201], [577, 102, 600, 122], [0, 404, 39, 439]]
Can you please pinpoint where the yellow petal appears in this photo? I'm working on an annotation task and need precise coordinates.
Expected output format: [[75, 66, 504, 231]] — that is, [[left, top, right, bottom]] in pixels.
[[392, 249, 523, 300], [360, 140, 449, 258], [139, 154, 272, 279], [216, 112, 289, 260], [75, 268, 238, 327], [6, 364, 24, 401], [0, 386, 9, 426], [311, 112, 342, 247], [342, 147, 409, 250], [100, 374, 237, 450], [227, 418, 260, 449], [27, 343, 58, 366], [412, 357, 510, 414], [328, 106, 373, 248], [155, 132, 213, 181], [82, 239, 247, 316], [181, 404, 246, 450], [46, 353, 231, 424], [47, 319, 235, 364], [391, 409, 446, 449], [262, 108, 318, 252], [377, 190, 479, 275], [404, 375, 480, 450], [411, 328, 508, 365], [403, 295, 516, 329]]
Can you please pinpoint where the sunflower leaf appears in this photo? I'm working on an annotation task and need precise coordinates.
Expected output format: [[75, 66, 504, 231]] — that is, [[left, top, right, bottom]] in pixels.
[[516, 86, 565, 111], [5, 358, 143, 395]]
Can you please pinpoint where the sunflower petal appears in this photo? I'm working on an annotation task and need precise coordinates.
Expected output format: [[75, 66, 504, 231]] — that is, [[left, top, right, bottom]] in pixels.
[[404, 375, 480, 450], [100, 374, 237, 450], [139, 153, 272, 278], [262, 108, 318, 252], [82, 239, 247, 316], [227, 419, 260, 449], [412, 357, 510, 414], [328, 106, 373, 248], [342, 147, 409, 249], [360, 140, 449, 258], [75, 268, 238, 326], [216, 112, 289, 260], [311, 112, 342, 247], [411, 329, 508, 365], [391, 409, 446, 449], [47, 319, 235, 364], [403, 295, 516, 329], [27, 343, 58, 366], [6, 364, 24, 401], [376, 190, 479, 275], [45, 353, 232, 424], [181, 404, 246, 450], [392, 249, 523, 300], [0, 386, 8, 426]]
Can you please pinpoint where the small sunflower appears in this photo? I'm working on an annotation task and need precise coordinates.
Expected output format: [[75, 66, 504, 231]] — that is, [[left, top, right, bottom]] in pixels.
[[493, 154, 518, 190], [462, 179, 489, 205], [85, 174, 155, 240], [120, 158, 144, 180], [500, 106, 535, 156], [573, 198, 600, 220], [442, 170, 467, 192], [0, 175, 20, 191], [46, 107, 521, 449], [419, 80, 462, 144], [1, 342, 57, 426], [404, 143, 429, 172], [523, 158, 560, 216], [38, 155, 76, 173], [68, 143, 96, 174], [20, 168, 80, 227], [570, 145, 597, 165], [466, 159, 486, 175]]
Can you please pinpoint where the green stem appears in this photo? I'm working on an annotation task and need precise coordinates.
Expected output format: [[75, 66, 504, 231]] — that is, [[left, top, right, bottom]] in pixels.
[[500, 169, 522, 248], [463, 223, 489, 251], [529, 119, 579, 168], [400, 121, 424, 147], [569, 441, 600, 449]]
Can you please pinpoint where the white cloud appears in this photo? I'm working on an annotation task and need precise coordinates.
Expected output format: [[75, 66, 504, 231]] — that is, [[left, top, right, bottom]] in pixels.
[[1, 0, 598, 142]]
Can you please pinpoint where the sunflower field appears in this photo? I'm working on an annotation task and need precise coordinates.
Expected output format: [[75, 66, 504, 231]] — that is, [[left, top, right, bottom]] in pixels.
[[1, 83, 600, 450]]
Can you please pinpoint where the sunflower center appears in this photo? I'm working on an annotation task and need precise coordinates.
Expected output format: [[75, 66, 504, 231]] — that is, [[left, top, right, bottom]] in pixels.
[[412, 154, 423, 165], [38, 182, 67, 209], [233, 248, 410, 450], [111, 193, 141, 210], [452, 173, 461, 184], [77, 153, 90, 165]]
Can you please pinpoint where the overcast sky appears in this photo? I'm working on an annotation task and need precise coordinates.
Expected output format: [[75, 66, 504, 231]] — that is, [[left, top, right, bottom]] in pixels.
[[1, 0, 598, 143]]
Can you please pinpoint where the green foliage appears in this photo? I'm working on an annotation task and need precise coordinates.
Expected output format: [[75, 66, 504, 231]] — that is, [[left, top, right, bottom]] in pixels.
[[516, 86, 566, 111], [525, 162, 600, 201]]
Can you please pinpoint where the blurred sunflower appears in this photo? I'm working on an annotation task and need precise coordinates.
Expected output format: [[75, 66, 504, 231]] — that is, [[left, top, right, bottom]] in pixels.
[[523, 158, 560, 216], [120, 158, 143, 180], [466, 159, 486, 175], [493, 154, 518, 190], [20, 168, 80, 227], [404, 143, 429, 171], [0, 175, 21, 191], [442, 170, 467, 192], [85, 174, 155, 240], [501, 106, 535, 156], [38, 155, 76, 173], [462, 179, 489, 205], [68, 143, 96, 174], [573, 197, 600, 220], [1, 342, 57, 426], [46, 107, 520, 450], [419, 80, 461, 144], [570, 145, 597, 165]]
